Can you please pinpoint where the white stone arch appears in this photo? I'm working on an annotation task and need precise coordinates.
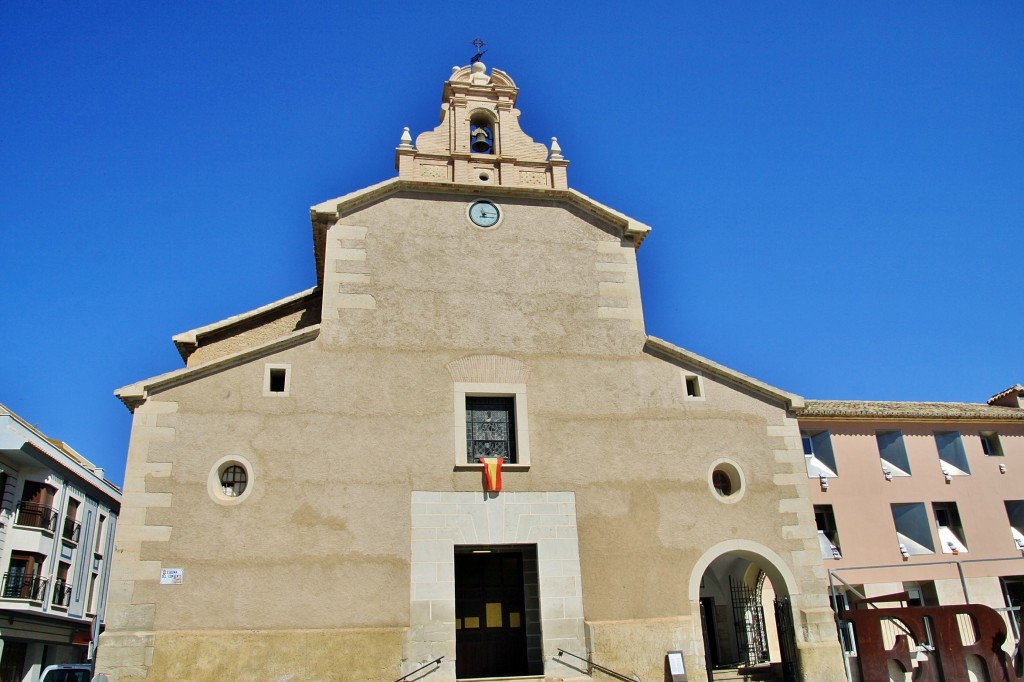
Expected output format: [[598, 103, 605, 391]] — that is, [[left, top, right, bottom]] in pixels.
[[688, 539, 799, 602]]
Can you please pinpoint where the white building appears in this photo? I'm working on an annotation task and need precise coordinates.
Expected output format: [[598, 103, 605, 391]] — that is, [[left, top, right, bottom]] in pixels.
[[0, 403, 120, 682]]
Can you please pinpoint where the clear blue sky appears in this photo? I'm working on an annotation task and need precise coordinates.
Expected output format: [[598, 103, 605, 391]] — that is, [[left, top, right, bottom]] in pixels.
[[2, 2, 1022, 486]]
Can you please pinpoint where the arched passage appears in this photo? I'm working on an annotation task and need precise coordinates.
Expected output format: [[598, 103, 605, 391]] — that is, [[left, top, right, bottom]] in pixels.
[[690, 541, 801, 680]]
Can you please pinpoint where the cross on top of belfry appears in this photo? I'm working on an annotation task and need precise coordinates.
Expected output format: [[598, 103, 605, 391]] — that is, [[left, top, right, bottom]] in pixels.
[[470, 37, 487, 64]]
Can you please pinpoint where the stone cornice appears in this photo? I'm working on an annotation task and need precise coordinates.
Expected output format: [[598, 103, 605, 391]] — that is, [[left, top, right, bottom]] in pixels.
[[644, 336, 805, 411], [115, 325, 321, 413], [309, 178, 653, 286], [171, 287, 320, 362]]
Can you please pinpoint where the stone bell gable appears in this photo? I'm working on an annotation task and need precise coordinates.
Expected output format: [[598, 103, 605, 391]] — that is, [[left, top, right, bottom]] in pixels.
[[396, 62, 568, 189]]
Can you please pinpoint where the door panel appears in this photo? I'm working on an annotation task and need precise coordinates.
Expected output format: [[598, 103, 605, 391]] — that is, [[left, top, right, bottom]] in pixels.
[[455, 550, 528, 679]]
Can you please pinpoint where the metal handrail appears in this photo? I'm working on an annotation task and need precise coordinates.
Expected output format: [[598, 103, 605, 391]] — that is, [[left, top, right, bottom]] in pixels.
[[15, 502, 57, 532], [1, 573, 48, 601], [392, 656, 442, 682], [557, 649, 638, 682], [51, 578, 73, 607], [62, 518, 82, 543]]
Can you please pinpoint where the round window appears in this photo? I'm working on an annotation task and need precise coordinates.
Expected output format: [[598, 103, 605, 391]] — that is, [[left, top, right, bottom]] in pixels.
[[208, 456, 253, 505], [220, 465, 247, 497], [712, 470, 732, 496], [708, 459, 745, 503]]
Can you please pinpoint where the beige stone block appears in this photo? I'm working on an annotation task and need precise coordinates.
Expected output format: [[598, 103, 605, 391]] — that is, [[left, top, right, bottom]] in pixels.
[[122, 491, 172, 508], [540, 576, 579, 599], [335, 272, 371, 284], [333, 259, 370, 274], [336, 293, 376, 309], [778, 498, 809, 514], [334, 247, 367, 261], [335, 224, 368, 239], [116, 525, 172, 543]]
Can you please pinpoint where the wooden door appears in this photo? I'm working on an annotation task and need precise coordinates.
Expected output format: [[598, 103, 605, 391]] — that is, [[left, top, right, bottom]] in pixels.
[[455, 550, 528, 679]]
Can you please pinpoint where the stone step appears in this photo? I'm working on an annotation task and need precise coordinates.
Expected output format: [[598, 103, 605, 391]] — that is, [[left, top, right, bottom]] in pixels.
[[710, 663, 777, 681]]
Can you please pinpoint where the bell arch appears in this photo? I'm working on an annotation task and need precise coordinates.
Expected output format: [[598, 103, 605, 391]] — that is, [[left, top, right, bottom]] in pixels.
[[469, 108, 496, 154]]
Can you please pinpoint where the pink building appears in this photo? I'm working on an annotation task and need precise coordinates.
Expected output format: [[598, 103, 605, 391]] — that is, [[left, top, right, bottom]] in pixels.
[[797, 384, 1024, 675]]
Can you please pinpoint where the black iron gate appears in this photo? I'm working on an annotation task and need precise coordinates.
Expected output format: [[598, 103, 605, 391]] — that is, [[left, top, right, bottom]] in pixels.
[[729, 576, 770, 666], [773, 595, 800, 682]]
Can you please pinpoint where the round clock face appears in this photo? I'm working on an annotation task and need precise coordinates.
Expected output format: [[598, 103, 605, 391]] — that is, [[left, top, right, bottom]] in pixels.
[[468, 200, 500, 228]]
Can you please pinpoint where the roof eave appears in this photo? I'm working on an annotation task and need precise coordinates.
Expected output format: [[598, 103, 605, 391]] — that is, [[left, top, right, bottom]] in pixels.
[[116, 324, 321, 413], [644, 336, 805, 411]]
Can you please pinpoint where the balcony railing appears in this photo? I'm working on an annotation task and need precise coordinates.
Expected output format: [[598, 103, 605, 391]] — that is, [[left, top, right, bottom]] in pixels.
[[50, 578, 72, 607], [62, 518, 82, 543], [1, 573, 48, 601], [15, 502, 57, 532]]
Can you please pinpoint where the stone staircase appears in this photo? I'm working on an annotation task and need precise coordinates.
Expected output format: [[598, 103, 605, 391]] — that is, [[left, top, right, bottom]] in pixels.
[[709, 663, 778, 681]]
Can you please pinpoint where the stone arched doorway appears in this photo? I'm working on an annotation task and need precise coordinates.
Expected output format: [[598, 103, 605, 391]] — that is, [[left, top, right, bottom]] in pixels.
[[690, 542, 801, 682]]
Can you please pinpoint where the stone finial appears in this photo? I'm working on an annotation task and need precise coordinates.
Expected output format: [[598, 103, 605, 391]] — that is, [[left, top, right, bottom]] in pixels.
[[549, 137, 563, 161], [398, 126, 413, 150], [470, 61, 490, 85], [452, 66, 460, 75]]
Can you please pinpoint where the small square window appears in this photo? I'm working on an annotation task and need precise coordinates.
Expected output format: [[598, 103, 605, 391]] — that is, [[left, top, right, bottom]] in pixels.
[[263, 363, 291, 396], [980, 432, 1004, 457], [682, 373, 704, 400]]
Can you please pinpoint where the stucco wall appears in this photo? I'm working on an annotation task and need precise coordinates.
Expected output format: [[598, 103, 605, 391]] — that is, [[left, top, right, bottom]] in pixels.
[[97, 193, 842, 681]]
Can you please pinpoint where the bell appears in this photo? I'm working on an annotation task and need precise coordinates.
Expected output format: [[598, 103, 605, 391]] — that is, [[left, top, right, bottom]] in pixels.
[[471, 128, 491, 153]]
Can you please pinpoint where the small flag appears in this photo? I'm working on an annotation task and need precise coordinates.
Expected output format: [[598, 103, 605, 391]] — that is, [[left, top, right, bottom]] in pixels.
[[482, 457, 502, 492]]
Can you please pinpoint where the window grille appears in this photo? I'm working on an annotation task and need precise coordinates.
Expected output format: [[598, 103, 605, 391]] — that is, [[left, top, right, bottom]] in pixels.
[[466, 397, 516, 463]]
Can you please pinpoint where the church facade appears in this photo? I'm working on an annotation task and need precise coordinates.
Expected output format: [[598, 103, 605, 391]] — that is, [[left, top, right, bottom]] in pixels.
[[95, 63, 845, 682]]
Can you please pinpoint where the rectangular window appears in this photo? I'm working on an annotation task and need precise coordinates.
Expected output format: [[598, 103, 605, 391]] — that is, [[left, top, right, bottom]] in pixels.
[[1005, 501, 1024, 551], [454, 383, 530, 468], [52, 562, 71, 607], [802, 430, 838, 478], [62, 497, 81, 543], [876, 431, 911, 477], [933, 502, 967, 553], [980, 432, 1004, 457], [1000, 577, 1024, 640], [466, 397, 516, 463], [814, 505, 842, 559], [934, 431, 970, 476], [681, 372, 704, 400], [16, 482, 56, 531], [94, 514, 107, 555], [3, 552, 45, 600], [263, 363, 291, 396], [891, 503, 935, 556]]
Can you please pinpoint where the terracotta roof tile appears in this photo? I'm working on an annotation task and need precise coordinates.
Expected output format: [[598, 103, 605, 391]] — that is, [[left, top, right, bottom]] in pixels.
[[798, 399, 1024, 421]]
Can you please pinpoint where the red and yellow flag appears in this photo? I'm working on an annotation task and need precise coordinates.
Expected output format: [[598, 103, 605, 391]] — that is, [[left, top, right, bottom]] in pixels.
[[482, 457, 502, 492]]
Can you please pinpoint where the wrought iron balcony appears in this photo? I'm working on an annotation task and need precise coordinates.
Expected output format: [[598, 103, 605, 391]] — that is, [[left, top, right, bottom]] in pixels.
[[1, 573, 47, 601], [50, 578, 72, 607], [62, 517, 81, 543], [15, 502, 57, 532]]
